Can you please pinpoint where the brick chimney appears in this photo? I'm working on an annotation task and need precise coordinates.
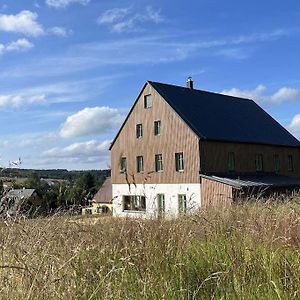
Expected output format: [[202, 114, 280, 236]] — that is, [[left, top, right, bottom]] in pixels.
[[186, 77, 193, 89]]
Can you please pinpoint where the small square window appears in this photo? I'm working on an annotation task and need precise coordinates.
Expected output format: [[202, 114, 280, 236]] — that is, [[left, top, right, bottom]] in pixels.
[[144, 94, 152, 108], [175, 152, 184, 172], [136, 156, 144, 173], [155, 154, 163, 172], [288, 155, 294, 172], [154, 120, 161, 136], [120, 157, 127, 173], [136, 124, 143, 138]]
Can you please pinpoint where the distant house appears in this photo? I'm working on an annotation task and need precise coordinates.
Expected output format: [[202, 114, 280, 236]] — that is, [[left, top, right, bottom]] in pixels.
[[82, 177, 112, 215], [0, 189, 42, 216], [109, 79, 300, 218]]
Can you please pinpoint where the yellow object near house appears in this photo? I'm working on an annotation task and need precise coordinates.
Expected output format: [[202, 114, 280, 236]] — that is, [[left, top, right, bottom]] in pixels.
[[82, 177, 112, 215]]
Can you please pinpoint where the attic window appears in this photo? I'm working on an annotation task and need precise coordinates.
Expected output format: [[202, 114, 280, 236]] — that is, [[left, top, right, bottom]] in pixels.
[[274, 154, 280, 173], [120, 157, 127, 173], [144, 94, 152, 108]]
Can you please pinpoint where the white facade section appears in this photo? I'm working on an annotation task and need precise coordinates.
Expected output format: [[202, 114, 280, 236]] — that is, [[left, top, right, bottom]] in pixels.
[[112, 183, 201, 218]]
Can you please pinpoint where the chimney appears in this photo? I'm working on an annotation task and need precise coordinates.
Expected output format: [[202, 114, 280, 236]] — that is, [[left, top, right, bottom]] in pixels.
[[186, 76, 193, 89]]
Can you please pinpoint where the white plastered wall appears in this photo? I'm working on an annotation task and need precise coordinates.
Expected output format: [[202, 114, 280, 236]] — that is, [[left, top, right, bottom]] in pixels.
[[112, 183, 201, 218]]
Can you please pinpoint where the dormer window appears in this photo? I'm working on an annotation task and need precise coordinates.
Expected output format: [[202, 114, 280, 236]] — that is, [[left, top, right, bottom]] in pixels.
[[144, 94, 152, 108]]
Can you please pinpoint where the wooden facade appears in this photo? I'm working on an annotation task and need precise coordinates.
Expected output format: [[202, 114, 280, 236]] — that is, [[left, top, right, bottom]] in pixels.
[[111, 83, 201, 185], [201, 140, 300, 178], [201, 177, 233, 208]]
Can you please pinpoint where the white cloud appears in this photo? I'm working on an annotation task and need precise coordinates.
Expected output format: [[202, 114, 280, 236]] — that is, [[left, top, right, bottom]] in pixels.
[[97, 6, 163, 33], [288, 114, 300, 133], [221, 85, 266, 101], [41, 140, 110, 166], [0, 10, 44, 36], [0, 93, 45, 108], [60, 106, 123, 138], [221, 85, 300, 104], [49, 26, 72, 37], [0, 39, 34, 55], [5, 38, 34, 52], [46, 0, 90, 8], [270, 87, 300, 104]]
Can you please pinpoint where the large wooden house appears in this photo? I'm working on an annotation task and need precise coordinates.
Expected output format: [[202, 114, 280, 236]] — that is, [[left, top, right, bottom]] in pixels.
[[109, 79, 300, 218]]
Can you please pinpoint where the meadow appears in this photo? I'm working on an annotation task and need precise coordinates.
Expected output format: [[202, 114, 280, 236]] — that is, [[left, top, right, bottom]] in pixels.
[[0, 200, 299, 299]]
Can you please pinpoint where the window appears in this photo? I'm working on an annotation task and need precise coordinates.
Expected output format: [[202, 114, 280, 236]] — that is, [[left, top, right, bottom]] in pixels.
[[136, 156, 144, 173], [175, 152, 184, 172], [144, 94, 152, 108], [136, 124, 143, 138], [155, 154, 163, 172], [228, 152, 235, 172], [123, 195, 146, 211], [120, 157, 127, 173], [157, 194, 165, 217], [154, 120, 161, 136], [288, 155, 294, 172], [255, 154, 264, 172], [274, 155, 280, 173], [178, 194, 187, 214]]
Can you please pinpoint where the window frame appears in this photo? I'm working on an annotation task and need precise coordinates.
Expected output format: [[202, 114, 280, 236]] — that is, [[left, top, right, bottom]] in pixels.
[[154, 120, 161, 136], [288, 155, 294, 172], [144, 94, 152, 108], [175, 152, 184, 172], [119, 157, 127, 173], [274, 154, 280, 173], [228, 152, 235, 172], [178, 194, 187, 214], [157, 194, 165, 217], [255, 154, 264, 172], [136, 155, 144, 173], [123, 195, 146, 212], [136, 123, 143, 139], [155, 154, 163, 172]]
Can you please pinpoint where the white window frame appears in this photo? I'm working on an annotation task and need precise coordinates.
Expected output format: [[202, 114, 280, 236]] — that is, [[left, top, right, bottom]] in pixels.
[[175, 152, 184, 172], [155, 154, 163, 172], [144, 94, 152, 108], [154, 120, 161, 136], [136, 124, 143, 139], [136, 156, 144, 173], [178, 194, 187, 214], [120, 157, 127, 173]]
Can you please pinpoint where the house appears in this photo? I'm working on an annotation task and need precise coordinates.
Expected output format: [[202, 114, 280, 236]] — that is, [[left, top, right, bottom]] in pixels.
[[0, 188, 41, 216], [109, 79, 300, 218], [82, 177, 113, 215]]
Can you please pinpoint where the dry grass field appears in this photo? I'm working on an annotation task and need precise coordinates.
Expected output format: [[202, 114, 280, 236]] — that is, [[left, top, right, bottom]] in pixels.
[[0, 200, 299, 299]]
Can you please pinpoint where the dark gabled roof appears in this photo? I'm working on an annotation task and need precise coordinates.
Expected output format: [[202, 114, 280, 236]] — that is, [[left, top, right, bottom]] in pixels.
[[149, 81, 300, 147], [200, 173, 300, 189]]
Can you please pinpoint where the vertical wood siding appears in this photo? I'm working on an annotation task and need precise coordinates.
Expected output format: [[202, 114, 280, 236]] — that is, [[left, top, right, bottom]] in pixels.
[[111, 83, 201, 184], [201, 178, 233, 208], [201, 141, 300, 179]]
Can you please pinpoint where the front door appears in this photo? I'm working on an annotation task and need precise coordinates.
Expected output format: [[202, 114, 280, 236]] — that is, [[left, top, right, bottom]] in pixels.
[[157, 194, 165, 218]]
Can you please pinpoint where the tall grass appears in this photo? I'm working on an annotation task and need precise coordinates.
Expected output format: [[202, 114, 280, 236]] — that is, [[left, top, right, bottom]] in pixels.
[[0, 200, 299, 299]]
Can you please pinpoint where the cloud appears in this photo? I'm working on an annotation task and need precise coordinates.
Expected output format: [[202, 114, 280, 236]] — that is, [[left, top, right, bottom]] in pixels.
[[0, 39, 34, 55], [270, 87, 300, 104], [41, 140, 110, 166], [4, 38, 34, 52], [221, 85, 300, 104], [0, 10, 44, 36], [46, 0, 90, 8], [288, 114, 300, 134], [60, 107, 123, 138], [0, 93, 45, 108], [49, 26, 73, 37], [97, 6, 163, 33]]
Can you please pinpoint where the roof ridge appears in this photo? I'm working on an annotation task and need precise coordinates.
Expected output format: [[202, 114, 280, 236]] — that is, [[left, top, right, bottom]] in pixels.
[[148, 80, 254, 102]]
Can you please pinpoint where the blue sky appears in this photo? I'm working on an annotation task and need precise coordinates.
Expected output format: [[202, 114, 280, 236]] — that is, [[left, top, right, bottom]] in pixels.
[[1, 0, 300, 170]]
